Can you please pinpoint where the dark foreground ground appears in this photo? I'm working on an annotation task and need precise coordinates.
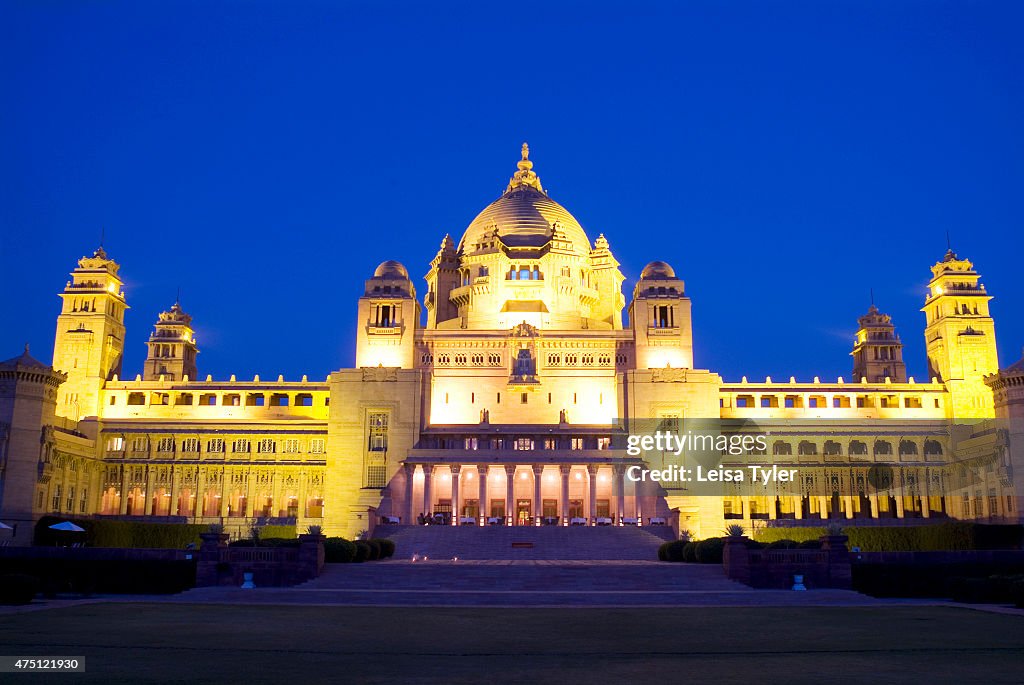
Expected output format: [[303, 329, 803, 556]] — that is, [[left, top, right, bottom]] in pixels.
[[0, 603, 1022, 684]]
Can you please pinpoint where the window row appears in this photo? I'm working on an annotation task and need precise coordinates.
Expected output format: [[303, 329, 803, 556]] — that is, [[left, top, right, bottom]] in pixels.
[[106, 436, 326, 455]]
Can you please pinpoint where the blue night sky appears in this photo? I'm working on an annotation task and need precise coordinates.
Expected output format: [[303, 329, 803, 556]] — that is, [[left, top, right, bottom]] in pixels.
[[2, 1, 1022, 383]]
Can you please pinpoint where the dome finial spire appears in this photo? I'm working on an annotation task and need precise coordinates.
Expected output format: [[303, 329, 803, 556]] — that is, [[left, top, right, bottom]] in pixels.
[[507, 142, 543, 193]]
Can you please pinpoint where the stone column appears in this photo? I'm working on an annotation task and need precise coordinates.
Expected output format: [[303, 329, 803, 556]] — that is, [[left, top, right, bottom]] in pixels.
[[794, 495, 804, 520], [843, 495, 855, 519], [532, 465, 543, 523], [768, 496, 778, 520], [504, 465, 515, 524], [478, 465, 487, 524], [920, 472, 931, 518], [144, 466, 156, 516], [118, 465, 129, 515], [559, 465, 570, 524], [451, 465, 461, 524], [612, 464, 625, 521], [245, 468, 256, 520], [422, 464, 434, 517], [587, 464, 598, 522], [219, 467, 229, 518], [168, 466, 179, 517], [404, 463, 415, 524], [818, 496, 829, 520], [869, 494, 880, 519], [895, 493, 905, 518]]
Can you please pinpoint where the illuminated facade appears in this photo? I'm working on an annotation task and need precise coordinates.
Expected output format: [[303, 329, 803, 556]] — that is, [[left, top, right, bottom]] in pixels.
[[0, 144, 1020, 545]]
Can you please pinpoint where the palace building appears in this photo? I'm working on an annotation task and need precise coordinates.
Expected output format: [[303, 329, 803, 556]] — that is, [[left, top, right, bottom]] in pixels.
[[1, 144, 1021, 545]]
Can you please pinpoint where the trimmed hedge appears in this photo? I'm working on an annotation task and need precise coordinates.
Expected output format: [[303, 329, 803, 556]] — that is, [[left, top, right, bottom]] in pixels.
[[353, 541, 370, 562], [681, 541, 697, 563], [755, 523, 1024, 552], [34, 516, 205, 549], [0, 558, 195, 595], [324, 538, 357, 563], [658, 540, 688, 562], [694, 538, 725, 564], [372, 538, 396, 559], [0, 574, 40, 605]]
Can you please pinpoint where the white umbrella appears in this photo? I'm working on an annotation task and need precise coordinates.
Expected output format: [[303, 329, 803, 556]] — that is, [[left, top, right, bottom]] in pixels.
[[49, 521, 85, 532], [0, 522, 12, 530]]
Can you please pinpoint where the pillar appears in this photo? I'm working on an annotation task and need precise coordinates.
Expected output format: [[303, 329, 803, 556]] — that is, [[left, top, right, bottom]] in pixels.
[[843, 495, 855, 519], [478, 465, 487, 524], [144, 466, 155, 515], [895, 492, 905, 518], [451, 465, 461, 524], [920, 471, 931, 518], [532, 465, 543, 523], [869, 494, 880, 519], [794, 495, 804, 520], [504, 465, 515, 524], [219, 467, 229, 518], [168, 466, 179, 517], [612, 464, 625, 522], [404, 463, 415, 524], [118, 465, 129, 515], [818, 496, 829, 520], [559, 465, 570, 524], [422, 464, 434, 517], [587, 464, 598, 522]]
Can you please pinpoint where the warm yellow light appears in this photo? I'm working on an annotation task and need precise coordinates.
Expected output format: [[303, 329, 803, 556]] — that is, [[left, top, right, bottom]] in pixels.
[[520, 472, 528, 480]]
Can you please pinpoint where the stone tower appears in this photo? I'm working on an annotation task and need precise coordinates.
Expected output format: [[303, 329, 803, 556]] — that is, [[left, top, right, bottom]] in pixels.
[[355, 261, 419, 368], [0, 347, 66, 545], [142, 300, 199, 381], [922, 249, 999, 417], [52, 247, 128, 420], [629, 261, 693, 369], [851, 303, 907, 382]]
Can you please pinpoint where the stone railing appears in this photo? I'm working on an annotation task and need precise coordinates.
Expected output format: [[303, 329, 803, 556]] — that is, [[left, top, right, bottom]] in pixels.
[[723, 535, 851, 589], [195, 532, 325, 587]]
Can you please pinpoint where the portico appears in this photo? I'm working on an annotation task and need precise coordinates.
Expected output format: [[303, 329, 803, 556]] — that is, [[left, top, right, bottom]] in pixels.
[[400, 461, 649, 526]]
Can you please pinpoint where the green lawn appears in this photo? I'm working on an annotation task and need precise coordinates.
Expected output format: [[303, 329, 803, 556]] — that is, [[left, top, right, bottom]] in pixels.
[[1, 604, 1022, 684]]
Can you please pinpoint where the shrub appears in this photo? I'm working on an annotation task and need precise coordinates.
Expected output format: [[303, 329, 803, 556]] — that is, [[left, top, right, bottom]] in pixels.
[[33, 516, 206, 549], [0, 574, 39, 605], [681, 541, 697, 563], [373, 538, 396, 559], [695, 538, 725, 564], [725, 524, 745, 538], [679, 529, 693, 543], [658, 540, 688, 562], [352, 541, 371, 562], [364, 540, 382, 561], [765, 539, 800, 550], [259, 525, 297, 540], [324, 538, 357, 563], [755, 523, 1024, 552], [798, 539, 822, 550]]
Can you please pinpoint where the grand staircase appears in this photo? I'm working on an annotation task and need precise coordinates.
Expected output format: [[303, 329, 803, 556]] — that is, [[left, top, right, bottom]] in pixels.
[[370, 524, 675, 561]]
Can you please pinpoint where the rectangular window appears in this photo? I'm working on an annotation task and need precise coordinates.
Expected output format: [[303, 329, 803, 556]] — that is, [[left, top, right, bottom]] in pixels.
[[80, 488, 88, 513], [182, 438, 200, 452], [464, 437, 479, 450], [232, 439, 250, 453], [284, 439, 301, 453], [156, 437, 175, 452], [257, 439, 276, 454], [310, 438, 326, 454], [106, 436, 124, 452], [52, 485, 62, 512], [514, 438, 534, 451], [207, 438, 225, 453], [571, 438, 584, 450], [597, 437, 611, 450], [131, 437, 148, 453]]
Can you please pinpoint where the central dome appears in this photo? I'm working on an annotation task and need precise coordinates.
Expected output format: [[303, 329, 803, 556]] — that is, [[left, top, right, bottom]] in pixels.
[[458, 144, 591, 256]]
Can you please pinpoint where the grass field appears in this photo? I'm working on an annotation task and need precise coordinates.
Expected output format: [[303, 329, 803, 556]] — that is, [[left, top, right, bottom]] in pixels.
[[1, 603, 1022, 684]]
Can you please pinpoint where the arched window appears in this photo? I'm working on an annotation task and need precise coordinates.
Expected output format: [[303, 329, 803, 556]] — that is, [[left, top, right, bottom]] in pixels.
[[924, 440, 943, 456], [849, 440, 868, 455], [899, 440, 918, 456], [798, 441, 817, 456], [874, 440, 892, 455]]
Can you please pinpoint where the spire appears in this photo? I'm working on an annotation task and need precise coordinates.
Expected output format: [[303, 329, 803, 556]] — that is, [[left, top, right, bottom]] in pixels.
[[505, 142, 545, 194]]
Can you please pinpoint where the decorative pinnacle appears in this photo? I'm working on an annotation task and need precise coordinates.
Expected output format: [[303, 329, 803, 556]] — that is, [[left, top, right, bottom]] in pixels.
[[506, 142, 544, 193]]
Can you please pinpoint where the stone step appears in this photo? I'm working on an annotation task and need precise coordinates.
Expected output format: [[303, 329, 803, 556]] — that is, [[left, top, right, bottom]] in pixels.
[[365, 525, 675, 561]]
